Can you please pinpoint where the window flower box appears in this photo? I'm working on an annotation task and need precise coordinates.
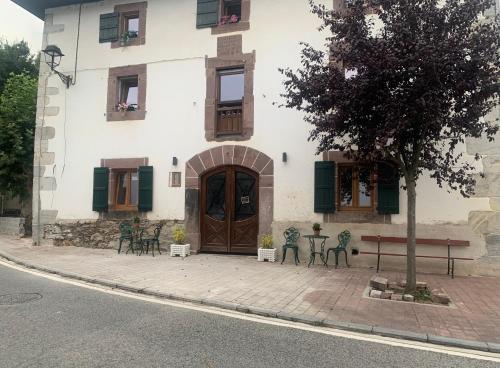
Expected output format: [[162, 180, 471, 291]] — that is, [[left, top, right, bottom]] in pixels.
[[219, 14, 239, 25]]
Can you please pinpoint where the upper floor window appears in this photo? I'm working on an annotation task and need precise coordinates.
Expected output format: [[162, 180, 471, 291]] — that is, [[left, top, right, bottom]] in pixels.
[[196, 0, 250, 34], [118, 76, 139, 111], [217, 68, 244, 136], [99, 2, 147, 48], [221, 0, 241, 23], [107, 64, 147, 121]]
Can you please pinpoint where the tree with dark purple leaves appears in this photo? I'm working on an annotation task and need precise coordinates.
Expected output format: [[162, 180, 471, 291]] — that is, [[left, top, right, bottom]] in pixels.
[[280, 0, 499, 292]]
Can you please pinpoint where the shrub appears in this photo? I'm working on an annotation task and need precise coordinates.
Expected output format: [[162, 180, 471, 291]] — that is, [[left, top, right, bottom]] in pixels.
[[261, 234, 273, 249], [172, 226, 186, 245]]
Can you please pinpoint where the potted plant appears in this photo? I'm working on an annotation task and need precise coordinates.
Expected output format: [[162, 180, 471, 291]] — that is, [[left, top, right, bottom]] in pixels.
[[313, 223, 322, 237], [219, 14, 239, 25], [170, 226, 190, 258], [117, 102, 129, 117], [120, 31, 137, 46], [258, 234, 276, 262]]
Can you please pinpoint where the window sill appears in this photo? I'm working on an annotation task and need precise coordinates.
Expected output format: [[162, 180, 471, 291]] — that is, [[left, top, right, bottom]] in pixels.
[[101, 210, 143, 221], [325, 211, 391, 224], [107, 110, 146, 121], [111, 38, 145, 49], [213, 132, 251, 142], [211, 21, 250, 35]]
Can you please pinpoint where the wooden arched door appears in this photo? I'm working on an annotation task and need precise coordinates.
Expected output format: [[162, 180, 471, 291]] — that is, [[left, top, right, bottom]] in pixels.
[[201, 166, 259, 254]]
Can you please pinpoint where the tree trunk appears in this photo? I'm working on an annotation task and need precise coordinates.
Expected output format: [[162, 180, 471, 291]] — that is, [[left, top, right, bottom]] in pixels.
[[406, 172, 417, 293]]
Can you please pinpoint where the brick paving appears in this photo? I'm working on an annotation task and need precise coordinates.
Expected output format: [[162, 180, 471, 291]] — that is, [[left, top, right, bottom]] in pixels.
[[1, 236, 499, 344]]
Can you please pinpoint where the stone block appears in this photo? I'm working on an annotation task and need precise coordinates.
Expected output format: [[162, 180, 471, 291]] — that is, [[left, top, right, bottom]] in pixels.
[[391, 294, 403, 301], [381, 290, 394, 299], [34, 152, 55, 165], [0, 217, 25, 236], [489, 198, 500, 210], [38, 177, 57, 191], [391, 285, 405, 293], [431, 293, 451, 305], [373, 327, 428, 343], [369, 276, 388, 291], [403, 294, 415, 302], [369, 289, 382, 298], [33, 166, 46, 177], [416, 281, 427, 290], [428, 335, 489, 352], [388, 281, 398, 289]]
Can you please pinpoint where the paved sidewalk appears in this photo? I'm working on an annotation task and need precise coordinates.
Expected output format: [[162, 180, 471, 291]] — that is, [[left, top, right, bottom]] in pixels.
[[1, 236, 499, 347]]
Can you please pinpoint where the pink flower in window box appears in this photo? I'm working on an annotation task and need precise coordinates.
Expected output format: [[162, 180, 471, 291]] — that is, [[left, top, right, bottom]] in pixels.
[[219, 15, 230, 25], [230, 14, 239, 23], [117, 102, 129, 112]]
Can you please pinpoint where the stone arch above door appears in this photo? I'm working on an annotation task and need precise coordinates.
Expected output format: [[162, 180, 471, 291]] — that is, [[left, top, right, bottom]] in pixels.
[[185, 145, 274, 253]]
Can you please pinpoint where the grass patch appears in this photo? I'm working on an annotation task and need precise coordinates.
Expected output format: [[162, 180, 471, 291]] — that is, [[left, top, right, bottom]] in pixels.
[[413, 288, 433, 303]]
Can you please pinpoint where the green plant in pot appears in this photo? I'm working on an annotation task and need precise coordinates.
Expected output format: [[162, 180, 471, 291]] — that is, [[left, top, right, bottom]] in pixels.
[[133, 216, 141, 229], [172, 226, 186, 245], [261, 234, 274, 249], [313, 223, 322, 237]]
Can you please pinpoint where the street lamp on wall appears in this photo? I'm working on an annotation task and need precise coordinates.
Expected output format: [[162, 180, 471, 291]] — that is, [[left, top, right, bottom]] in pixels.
[[41, 45, 73, 88]]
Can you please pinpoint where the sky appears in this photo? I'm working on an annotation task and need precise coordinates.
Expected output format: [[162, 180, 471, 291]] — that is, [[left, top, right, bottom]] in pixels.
[[0, 0, 44, 52]]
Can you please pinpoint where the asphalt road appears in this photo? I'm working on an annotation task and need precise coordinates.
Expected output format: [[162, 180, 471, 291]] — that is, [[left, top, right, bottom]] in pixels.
[[0, 264, 497, 368]]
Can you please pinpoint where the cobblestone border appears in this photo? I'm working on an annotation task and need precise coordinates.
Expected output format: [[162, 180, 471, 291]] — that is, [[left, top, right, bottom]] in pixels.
[[0, 249, 498, 354]]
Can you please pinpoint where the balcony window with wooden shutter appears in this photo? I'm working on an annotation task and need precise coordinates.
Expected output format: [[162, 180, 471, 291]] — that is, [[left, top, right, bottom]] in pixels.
[[197, 0, 251, 34], [110, 2, 147, 48], [338, 164, 374, 211], [125, 14, 139, 35], [216, 68, 244, 136]]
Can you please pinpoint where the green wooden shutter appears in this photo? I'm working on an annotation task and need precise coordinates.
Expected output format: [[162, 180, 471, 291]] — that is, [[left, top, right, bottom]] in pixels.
[[99, 13, 120, 43], [138, 166, 153, 212], [377, 163, 400, 214], [92, 167, 109, 212], [314, 161, 336, 213], [196, 0, 220, 28]]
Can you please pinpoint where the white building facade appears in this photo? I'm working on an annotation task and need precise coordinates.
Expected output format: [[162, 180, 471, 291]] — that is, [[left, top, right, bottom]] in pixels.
[[15, 0, 499, 275]]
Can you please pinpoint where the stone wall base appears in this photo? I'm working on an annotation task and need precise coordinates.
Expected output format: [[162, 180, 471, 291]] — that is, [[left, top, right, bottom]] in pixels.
[[44, 219, 184, 249], [272, 221, 499, 277], [0, 217, 26, 237]]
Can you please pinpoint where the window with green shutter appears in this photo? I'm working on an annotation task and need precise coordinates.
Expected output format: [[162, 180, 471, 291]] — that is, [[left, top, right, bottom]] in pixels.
[[314, 161, 336, 213], [138, 166, 153, 212], [99, 13, 119, 43], [377, 162, 400, 214], [93, 168, 110, 212], [197, 0, 220, 28]]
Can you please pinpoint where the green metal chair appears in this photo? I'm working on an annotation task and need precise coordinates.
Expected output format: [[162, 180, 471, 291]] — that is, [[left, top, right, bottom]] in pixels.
[[281, 227, 300, 265], [132, 228, 145, 256], [326, 230, 351, 268], [118, 222, 133, 254], [141, 224, 163, 257]]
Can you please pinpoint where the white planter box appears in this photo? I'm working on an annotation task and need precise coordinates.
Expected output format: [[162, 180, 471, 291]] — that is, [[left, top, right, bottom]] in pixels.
[[258, 248, 277, 262], [170, 244, 191, 258]]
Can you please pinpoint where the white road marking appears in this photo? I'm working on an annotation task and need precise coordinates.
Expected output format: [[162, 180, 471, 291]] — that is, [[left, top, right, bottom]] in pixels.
[[1, 258, 499, 363]]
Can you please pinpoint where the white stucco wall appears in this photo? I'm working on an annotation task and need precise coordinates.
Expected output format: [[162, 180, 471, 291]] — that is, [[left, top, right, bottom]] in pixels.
[[39, 0, 491, 226]]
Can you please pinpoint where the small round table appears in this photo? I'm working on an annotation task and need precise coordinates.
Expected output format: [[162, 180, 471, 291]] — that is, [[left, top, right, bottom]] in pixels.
[[303, 235, 329, 267]]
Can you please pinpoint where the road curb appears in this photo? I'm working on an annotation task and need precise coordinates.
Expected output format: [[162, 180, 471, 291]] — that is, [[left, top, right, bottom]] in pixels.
[[0, 249, 498, 354]]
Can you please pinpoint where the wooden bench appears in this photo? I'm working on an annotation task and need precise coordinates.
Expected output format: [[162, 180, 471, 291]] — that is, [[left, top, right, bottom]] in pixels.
[[359, 236, 473, 278]]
